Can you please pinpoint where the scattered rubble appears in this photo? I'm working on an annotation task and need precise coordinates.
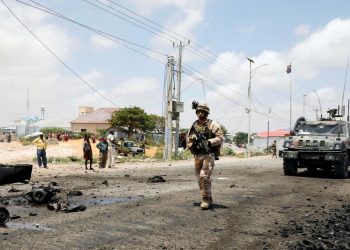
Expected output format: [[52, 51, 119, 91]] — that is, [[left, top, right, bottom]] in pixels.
[[148, 176, 166, 183], [282, 204, 350, 249], [0, 207, 10, 225]]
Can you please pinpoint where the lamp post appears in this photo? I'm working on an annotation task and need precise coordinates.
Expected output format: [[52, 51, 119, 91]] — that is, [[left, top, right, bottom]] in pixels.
[[246, 58, 268, 157]]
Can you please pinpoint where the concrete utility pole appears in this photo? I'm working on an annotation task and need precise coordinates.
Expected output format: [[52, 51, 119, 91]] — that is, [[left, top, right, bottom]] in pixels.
[[40, 106, 45, 120], [163, 56, 175, 160], [247, 57, 255, 157], [174, 41, 189, 155], [267, 107, 271, 152]]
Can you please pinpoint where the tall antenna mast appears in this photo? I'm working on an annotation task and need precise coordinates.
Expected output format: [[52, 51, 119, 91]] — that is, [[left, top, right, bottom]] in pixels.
[[313, 89, 322, 119], [26, 87, 30, 115], [341, 56, 349, 108]]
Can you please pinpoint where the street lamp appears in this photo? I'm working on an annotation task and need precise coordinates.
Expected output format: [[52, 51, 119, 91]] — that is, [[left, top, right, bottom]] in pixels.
[[246, 58, 268, 157]]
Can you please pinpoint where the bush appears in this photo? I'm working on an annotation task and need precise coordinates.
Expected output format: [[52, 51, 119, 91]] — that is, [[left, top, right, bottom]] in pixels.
[[173, 149, 193, 160], [223, 147, 236, 156]]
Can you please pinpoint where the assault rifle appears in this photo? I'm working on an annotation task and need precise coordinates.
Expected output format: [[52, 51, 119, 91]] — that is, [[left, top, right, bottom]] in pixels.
[[191, 125, 214, 157]]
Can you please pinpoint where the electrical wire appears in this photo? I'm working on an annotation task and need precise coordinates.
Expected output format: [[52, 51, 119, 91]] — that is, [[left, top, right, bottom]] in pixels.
[[18, 0, 168, 62], [2, 0, 120, 107]]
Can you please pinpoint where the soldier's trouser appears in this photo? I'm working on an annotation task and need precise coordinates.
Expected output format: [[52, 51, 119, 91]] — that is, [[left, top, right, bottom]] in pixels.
[[107, 146, 115, 167], [99, 152, 108, 169], [194, 154, 215, 198]]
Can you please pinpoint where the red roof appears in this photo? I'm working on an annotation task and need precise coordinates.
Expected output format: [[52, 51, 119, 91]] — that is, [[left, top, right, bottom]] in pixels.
[[255, 129, 289, 138], [71, 108, 118, 124]]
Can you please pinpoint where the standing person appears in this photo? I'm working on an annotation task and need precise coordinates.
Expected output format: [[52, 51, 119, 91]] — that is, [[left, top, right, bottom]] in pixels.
[[6, 132, 11, 143], [187, 102, 223, 210], [271, 140, 277, 158], [32, 133, 48, 168], [107, 130, 116, 168], [96, 137, 108, 169], [83, 134, 93, 170]]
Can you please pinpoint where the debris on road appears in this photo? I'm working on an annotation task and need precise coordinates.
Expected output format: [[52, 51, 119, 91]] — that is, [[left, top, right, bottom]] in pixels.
[[0, 164, 33, 185], [148, 176, 166, 183], [0, 207, 10, 225]]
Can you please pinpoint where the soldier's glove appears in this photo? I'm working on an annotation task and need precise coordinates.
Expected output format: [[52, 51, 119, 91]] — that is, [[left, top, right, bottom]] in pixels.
[[190, 134, 197, 141]]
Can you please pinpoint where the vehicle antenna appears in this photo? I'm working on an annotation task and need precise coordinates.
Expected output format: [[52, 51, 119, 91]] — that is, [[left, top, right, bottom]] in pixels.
[[341, 56, 349, 109], [313, 89, 323, 119]]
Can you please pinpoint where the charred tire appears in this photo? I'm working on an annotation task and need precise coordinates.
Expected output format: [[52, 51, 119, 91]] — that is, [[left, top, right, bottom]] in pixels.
[[32, 189, 48, 204], [335, 155, 349, 179], [307, 166, 318, 174], [283, 159, 297, 176], [0, 207, 10, 225]]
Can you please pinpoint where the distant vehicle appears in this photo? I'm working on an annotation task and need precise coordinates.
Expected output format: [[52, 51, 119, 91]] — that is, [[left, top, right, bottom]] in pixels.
[[118, 141, 144, 156], [282, 108, 350, 178]]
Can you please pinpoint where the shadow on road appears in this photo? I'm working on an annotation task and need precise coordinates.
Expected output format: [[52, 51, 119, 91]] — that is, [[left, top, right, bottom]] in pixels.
[[193, 202, 228, 210], [293, 170, 349, 179]]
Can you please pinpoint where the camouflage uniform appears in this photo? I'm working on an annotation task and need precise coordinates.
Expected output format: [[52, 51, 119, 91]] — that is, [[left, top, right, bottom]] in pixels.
[[187, 104, 223, 209]]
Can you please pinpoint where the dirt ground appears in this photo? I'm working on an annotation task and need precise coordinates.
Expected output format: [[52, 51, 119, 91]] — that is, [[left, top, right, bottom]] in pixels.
[[1, 141, 350, 249]]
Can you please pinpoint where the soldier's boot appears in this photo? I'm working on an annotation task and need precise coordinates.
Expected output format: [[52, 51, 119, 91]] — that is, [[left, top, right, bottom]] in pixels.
[[200, 197, 210, 210], [208, 196, 213, 205]]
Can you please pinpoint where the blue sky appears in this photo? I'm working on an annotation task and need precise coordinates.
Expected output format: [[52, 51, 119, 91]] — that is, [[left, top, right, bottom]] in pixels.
[[1, 0, 350, 134]]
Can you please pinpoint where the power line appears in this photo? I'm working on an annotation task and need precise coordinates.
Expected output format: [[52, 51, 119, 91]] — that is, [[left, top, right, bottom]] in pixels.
[[18, 0, 168, 62], [3, 0, 120, 107]]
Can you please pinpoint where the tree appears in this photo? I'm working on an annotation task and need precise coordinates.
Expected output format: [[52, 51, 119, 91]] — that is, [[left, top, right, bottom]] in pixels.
[[110, 106, 148, 139], [233, 132, 248, 147], [110, 106, 164, 139], [219, 124, 228, 137]]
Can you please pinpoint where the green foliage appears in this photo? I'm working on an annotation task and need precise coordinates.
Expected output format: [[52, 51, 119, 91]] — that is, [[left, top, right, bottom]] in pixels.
[[153, 147, 164, 160], [173, 149, 193, 160], [33, 156, 85, 164], [110, 107, 164, 139], [223, 147, 236, 156], [233, 132, 249, 146], [40, 127, 69, 134], [220, 124, 228, 136]]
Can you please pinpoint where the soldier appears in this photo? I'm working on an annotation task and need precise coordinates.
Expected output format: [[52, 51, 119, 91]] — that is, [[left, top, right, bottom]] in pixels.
[[187, 102, 223, 209], [271, 140, 277, 158]]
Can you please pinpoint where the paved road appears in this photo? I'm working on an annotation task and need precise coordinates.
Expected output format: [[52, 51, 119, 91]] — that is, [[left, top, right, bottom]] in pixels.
[[1, 157, 349, 249]]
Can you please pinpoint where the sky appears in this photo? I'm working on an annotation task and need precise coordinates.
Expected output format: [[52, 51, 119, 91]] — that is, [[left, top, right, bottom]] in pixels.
[[1, 0, 350, 134]]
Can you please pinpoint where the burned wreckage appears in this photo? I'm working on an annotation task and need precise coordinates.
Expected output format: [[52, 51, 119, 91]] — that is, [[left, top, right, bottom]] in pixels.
[[282, 108, 350, 178]]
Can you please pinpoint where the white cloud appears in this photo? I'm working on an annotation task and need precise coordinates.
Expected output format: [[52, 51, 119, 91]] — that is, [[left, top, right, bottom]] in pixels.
[[294, 24, 311, 37], [90, 34, 118, 49]]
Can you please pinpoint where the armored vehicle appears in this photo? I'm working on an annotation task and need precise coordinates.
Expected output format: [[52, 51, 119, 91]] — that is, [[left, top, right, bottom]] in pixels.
[[282, 109, 350, 178]]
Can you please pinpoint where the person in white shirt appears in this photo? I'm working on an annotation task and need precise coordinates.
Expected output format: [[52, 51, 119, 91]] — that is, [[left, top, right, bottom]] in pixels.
[[107, 130, 116, 168]]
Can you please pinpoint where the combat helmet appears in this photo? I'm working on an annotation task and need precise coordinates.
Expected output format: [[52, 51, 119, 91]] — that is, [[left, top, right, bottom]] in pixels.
[[196, 103, 210, 114]]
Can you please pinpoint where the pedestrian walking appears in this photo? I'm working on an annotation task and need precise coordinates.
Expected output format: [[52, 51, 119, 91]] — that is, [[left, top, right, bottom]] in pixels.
[[187, 102, 223, 210], [107, 130, 116, 168], [272, 140, 277, 158], [32, 133, 48, 168], [83, 134, 93, 170], [96, 137, 108, 169]]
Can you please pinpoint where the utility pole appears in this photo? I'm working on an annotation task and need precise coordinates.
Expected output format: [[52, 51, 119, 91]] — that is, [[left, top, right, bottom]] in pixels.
[[174, 40, 189, 155], [163, 56, 175, 160], [267, 107, 271, 152], [247, 57, 255, 157], [26, 87, 30, 115], [41, 106, 45, 120], [313, 108, 320, 120], [303, 94, 306, 117]]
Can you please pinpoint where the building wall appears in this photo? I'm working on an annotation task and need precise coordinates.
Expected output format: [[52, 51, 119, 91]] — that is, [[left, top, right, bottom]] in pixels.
[[71, 123, 110, 133], [253, 136, 286, 151], [79, 106, 94, 117]]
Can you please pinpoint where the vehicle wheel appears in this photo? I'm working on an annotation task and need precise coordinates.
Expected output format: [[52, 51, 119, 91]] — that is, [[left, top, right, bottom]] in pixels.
[[283, 159, 297, 176], [32, 189, 48, 203], [0, 207, 10, 225], [335, 155, 349, 179]]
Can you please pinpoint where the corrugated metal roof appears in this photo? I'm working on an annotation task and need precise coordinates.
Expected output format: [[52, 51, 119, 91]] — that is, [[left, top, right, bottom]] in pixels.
[[255, 129, 289, 138], [71, 108, 118, 124]]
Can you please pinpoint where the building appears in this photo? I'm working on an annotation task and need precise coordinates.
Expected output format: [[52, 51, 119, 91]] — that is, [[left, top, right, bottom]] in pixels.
[[70, 108, 118, 134], [253, 129, 289, 152]]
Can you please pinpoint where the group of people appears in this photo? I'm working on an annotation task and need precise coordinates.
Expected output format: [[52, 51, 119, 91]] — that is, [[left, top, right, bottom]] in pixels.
[[30, 103, 224, 210], [32, 130, 118, 170], [83, 130, 117, 170]]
